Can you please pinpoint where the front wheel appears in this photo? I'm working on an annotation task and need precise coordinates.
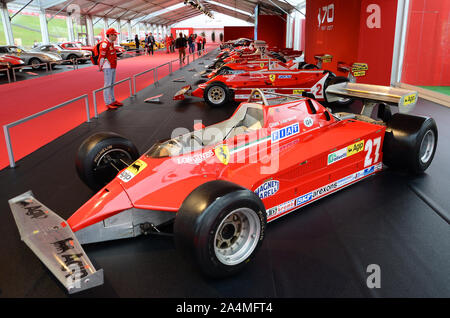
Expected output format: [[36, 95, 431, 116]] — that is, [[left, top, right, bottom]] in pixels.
[[174, 181, 266, 277], [75, 132, 140, 191], [203, 81, 232, 107]]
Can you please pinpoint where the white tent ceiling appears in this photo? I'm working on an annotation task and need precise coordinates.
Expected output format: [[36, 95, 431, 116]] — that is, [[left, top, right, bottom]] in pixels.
[[2, 0, 298, 25]]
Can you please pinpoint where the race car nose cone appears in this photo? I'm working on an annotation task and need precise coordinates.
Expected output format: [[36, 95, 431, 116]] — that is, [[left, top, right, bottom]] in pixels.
[[68, 180, 133, 232]]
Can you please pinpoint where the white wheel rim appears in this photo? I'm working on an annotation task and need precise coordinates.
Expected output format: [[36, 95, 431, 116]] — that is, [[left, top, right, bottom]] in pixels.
[[419, 129, 435, 164], [214, 208, 261, 266], [208, 86, 226, 104]]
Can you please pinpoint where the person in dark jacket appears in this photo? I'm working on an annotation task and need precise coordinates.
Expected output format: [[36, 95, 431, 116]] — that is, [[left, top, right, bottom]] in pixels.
[[188, 34, 194, 54], [175, 32, 187, 64], [147, 32, 156, 55], [134, 34, 140, 52]]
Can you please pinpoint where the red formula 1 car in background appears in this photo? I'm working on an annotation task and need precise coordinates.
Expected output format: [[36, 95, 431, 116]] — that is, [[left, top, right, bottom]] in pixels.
[[9, 82, 436, 293], [175, 56, 358, 107]]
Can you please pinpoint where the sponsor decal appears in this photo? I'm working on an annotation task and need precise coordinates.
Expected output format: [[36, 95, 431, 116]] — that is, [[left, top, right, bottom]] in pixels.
[[304, 117, 314, 128], [352, 70, 366, 77], [18, 200, 48, 219], [402, 94, 416, 106], [296, 192, 313, 206], [176, 150, 214, 165], [266, 163, 382, 219], [214, 145, 230, 165], [269, 74, 276, 82], [267, 207, 278, 218], [352, 63, 368, 71], [118, 159, 148, 182], [328, 140, 365, 165], [255, 180, 279, 199], [268, 116, 297, 128], [293, 89, 304, 94], [260, 62, 265, 68], [271, 123, 299, 143], [278, 75, 292, 79]]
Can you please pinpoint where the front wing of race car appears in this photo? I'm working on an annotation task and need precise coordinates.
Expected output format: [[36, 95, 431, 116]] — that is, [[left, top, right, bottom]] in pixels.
[[9, 191, 104, 294]]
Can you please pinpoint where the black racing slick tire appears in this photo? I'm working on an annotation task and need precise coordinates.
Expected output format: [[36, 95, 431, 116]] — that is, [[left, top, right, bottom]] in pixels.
[[302, 63, 319, 70], [76, 132, 140, 191], [324, 76, 353, 107], [216, 66, 232, 75], [383, 113, 438, 174], [174, 180, 266, 277], [203, 81, 233, 107], [213, 59, 225, 69]]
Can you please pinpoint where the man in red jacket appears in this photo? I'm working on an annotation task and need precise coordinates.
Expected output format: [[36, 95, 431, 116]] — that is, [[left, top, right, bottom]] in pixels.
[[99, 28, 123, 110]]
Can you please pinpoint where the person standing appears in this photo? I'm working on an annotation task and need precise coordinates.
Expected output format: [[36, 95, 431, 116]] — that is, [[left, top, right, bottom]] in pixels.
[[170, 34, 175, 53], [144, 33, 149, 55], [196, 34, 202, 56], [175, 32, 187, 64], [134, 34, 140, 52], [147, 32, 156, 55], [165, 35, 171, 54], [188, 34, 194, 54], [99, 28, 123, 110], [202, 36, 206, 51]]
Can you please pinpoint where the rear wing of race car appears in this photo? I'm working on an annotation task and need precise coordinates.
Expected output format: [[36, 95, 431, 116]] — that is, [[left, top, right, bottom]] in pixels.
[[314, 54, 333, 69], [9, 191, 104, 294], [325, 82, 418, 116]]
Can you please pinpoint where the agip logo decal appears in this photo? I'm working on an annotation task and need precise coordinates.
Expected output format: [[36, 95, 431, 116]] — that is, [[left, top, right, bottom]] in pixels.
[[328, 140, 365, 165], [255, 180, 280, 199], [118, 159, 147, 182]]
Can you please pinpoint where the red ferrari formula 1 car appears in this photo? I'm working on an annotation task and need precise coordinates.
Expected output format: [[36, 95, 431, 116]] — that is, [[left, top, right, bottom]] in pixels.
[[9, 84, 436, 293], [174, 61, 354, 107]]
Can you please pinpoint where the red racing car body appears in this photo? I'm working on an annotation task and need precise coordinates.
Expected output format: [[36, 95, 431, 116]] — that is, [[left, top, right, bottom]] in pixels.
[[176, 67, 348, 107], [9, 84, 436, 294]]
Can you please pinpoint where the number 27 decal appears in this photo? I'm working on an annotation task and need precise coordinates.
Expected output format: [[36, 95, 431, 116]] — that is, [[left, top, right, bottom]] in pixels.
[[364, 137, 381, 167]]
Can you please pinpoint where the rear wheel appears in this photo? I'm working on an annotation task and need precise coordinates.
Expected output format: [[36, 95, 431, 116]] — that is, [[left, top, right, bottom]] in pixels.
[[76, 132, 140, 191], [217, 66, 232, 75], [302, 63, 318, 70], [324, 75, 353, 107], [383, 113, 438, 174], [213, 59, 225, 69]]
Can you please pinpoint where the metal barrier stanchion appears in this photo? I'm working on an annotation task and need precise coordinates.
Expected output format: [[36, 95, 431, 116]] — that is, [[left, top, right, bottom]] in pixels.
[[132, 68, 155, 96], [3, 94, 91, 168], [0, 69, 11, 83], [93, 77, 133, 117]]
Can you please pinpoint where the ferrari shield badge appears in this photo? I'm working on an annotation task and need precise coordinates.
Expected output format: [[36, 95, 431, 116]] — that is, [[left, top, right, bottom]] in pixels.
[[214, 145, 230, 165], [269, 74, 276, 82]]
